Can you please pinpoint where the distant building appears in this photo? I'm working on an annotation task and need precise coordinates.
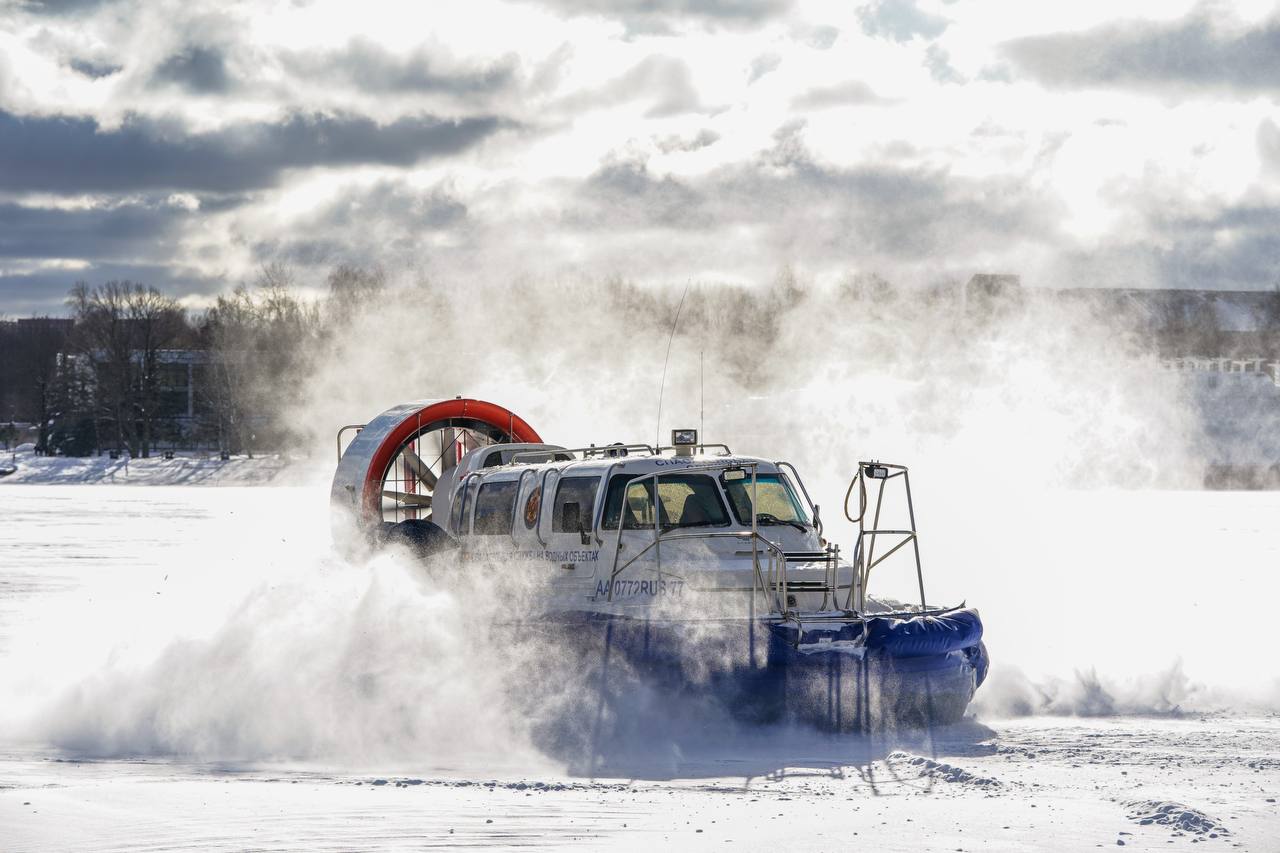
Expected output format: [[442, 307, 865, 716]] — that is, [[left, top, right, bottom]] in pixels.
[[67, 347, 217, 437], [13, 317, 75, 334]]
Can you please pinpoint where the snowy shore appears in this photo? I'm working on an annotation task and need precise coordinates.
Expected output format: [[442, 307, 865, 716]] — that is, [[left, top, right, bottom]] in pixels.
[[0, 446, 317, 486]]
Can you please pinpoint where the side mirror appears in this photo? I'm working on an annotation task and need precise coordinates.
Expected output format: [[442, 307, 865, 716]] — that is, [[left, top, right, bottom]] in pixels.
[[812, 503, 823, 536]]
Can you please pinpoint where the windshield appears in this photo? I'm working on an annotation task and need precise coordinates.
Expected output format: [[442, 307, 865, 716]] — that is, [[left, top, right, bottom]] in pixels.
[[602, 473, 730, 529], [722, 473, 811, 527]]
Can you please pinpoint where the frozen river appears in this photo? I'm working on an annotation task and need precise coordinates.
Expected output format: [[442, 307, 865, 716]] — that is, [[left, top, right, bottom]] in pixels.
[[1, 485, 1278, 851]]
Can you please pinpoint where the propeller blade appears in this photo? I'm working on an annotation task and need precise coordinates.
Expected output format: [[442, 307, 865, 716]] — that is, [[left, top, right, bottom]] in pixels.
[[382, 490, 433, 507], [403, 446, 438, 490]]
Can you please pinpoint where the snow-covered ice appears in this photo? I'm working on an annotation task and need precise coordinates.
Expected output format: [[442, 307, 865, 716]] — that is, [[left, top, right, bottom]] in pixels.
[[0, 446, 314, 487], [1, 484, 1278, 851]]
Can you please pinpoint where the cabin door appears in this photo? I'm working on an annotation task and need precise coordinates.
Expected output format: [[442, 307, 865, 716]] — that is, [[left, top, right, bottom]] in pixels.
[[596, 476, 666, 601], [540, 474, 601, 594]]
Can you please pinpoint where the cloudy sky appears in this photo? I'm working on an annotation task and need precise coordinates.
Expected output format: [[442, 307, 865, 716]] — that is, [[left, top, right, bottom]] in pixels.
[[1, 0, 1278, 314]]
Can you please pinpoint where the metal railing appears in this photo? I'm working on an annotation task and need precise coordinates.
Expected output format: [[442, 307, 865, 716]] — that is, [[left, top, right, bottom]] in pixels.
[[336, 424, 364, 461], [600, 461, 841, 616], [510, 444, 655, 463], [775, 460, 822, 538], [608, 528, 786, 610], [654, 443, 733, 455], [844, 461, 925, 612]]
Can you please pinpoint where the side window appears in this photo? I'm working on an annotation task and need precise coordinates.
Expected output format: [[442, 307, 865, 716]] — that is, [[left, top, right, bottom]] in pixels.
[[551, 476, 600, 532], [602, 474, 656, 530], [656, 475, 729, 528], [473, 481, 519, 535], [602, 474, 728, 529], [451, 479, 479, 535]]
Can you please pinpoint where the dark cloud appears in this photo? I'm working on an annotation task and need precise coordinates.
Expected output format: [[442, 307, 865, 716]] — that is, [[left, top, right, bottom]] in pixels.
[[0, 199, 193, 260], [246, 238, 340, 270], [0, 263, 226, 316], [317, 182, 467, 231], [571, 127, 1053, 262], [857, 0, 948, 43], [246, 182, 469, 268], [574, 157, 708, 229], [1002, 11, 1280, 94], [152, 46, 231, 94], [68, 58, 122, 79], [283, 39, 518, 96], [21, 0, 115, 15], [1150, 204, 1280, 289], [0, 110, 507, 194], [1051, 200, 1280, 290]]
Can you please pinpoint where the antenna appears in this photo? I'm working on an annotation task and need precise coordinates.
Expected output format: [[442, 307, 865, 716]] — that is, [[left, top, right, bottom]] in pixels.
[[655, 280, 691, 449], [700, 349, 704, 440]]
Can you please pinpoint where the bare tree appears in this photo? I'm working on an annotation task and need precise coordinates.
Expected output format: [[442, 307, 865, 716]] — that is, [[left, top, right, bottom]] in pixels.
[[69, 281, 135, 454], [201, 263, 321, 456], [128, 287, 187, 457], [68, 281, 184, 457], [325, 263, 386, 320]]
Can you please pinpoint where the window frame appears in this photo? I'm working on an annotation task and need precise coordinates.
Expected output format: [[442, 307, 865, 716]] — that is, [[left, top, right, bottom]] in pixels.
[[550, 475, 602, 534], [471, 479, 521, 536], [601, 471, 732, 531], [720, 472, 810, 527]]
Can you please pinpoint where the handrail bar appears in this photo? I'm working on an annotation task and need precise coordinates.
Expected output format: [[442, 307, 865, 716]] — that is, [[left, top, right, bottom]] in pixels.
[[336, 424, 364, 462], [606, 529, 785, 611], [510, 444, 655, 463], [654, 443, 733, 455], [512, 442, 734, 464], [775, 460, 821, 537], [608, 464, 769, 603], [455, 471, 484, 536], [532, 467, 559, 547], [843, 460, 927, 612], [599, 461, 807, 612], [592, 460, 628, 546]]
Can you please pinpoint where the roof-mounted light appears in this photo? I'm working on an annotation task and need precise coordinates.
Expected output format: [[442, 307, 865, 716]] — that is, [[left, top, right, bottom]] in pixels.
[[672, 428, 697, 457]]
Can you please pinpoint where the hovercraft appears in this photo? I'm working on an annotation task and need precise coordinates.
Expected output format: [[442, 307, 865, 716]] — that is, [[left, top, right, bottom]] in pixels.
[[331, 398, 988, 731]]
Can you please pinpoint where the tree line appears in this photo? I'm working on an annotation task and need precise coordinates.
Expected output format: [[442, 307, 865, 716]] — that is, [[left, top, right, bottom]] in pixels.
[[0, 263, 384, 456], [4, 269, 1280, 456]]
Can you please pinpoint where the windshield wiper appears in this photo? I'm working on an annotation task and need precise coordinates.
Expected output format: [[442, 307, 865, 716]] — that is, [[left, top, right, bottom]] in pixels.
[[755, 512, 807, 533]]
